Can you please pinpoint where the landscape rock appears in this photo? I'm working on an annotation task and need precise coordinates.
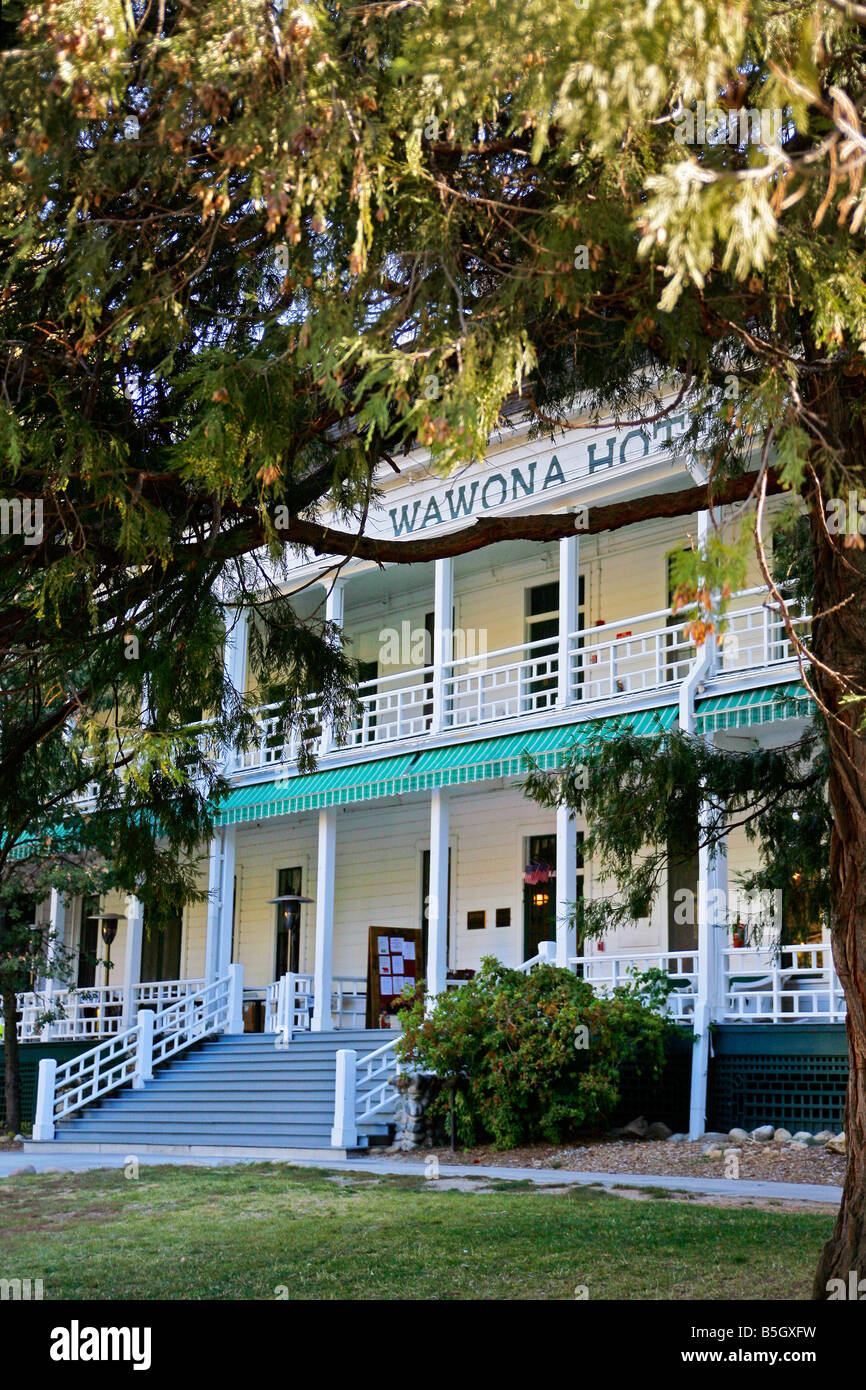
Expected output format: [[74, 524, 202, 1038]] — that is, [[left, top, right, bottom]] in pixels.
[[666, 1133, 687, 1142], [646, 1121, 672, 1141], [815, 1130, 835, 1144], [701, 1131, 729, 1144], [773, 1128, 793, 1143], [7, 1165, 35, 1176], [752, 1125, 775, 1142], [788, 1140, 809, 1150], [702, 1144, 724, 1158], [621, 1115, 649, 1140], [826, 1133, 847, 1155], [792, 1132, 815, 1144], [728, 1128, 750, 1144]]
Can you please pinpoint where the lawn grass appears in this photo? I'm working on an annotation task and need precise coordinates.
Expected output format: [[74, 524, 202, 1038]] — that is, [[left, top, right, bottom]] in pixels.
[[0, 1163, 833, 1300]]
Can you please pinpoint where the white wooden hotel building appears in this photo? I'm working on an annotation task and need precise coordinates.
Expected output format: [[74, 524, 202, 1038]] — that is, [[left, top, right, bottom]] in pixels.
[[17, 404, 841, 1156]]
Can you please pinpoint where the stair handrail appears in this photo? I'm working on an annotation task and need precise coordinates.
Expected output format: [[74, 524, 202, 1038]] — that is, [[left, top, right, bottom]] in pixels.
[[32, 964, 244, 1141], [331, 1034, 404, 1148]]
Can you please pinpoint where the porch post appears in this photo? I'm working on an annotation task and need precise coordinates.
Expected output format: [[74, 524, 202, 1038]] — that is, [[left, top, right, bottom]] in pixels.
[[557, 532, 580, 708], [43, 888, 69, 996], [688, 808, 727, 1137], [320, 578, 345, 756], [683, 511, 724, 1138], [223, 605, 249, 693], [555, 803, 578, 968], [204, 832, 224, 984], [312, 806, 337, 1031], [120, 895, 145, 1028], [216, 825, 237, 979], [431, 557, 454, 734], [427, 788, 450, 998]]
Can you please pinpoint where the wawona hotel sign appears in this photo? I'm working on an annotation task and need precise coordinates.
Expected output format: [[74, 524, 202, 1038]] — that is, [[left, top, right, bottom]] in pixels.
[[384, 413, 691, 537]]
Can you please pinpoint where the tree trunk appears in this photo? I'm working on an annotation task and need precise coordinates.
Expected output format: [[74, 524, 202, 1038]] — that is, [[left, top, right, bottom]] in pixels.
[[2, 988, 22, 1136], [806, 433, 866, 1297]]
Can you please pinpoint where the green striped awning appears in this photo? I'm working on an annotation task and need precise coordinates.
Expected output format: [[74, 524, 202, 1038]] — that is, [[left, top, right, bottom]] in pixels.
[[215, 705, 679, 824], [695, 681, 813, 734]]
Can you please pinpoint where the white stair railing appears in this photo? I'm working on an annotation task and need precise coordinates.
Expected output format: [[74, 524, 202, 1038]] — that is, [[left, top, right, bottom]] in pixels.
[[32, 964, 244, 1141], [515, 941, 557, 973], [16, 978, 205, 1042], [331, 1036, 402, 1148]]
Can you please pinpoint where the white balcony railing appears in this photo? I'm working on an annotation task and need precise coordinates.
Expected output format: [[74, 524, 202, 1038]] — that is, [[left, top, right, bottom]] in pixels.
[[266, 972, 367, 1041], [722, 944, 844, 1022], [233, 588, 811, 774], [14, 978, 205, 1042], [569, 949, 700, 1022], [346, 667, 433, 746]]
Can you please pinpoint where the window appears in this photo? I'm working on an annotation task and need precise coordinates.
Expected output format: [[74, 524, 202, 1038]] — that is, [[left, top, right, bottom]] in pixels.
[[274, 867, 303, 978], [522, 832, 585, 960], [77, 898, 100, 988], [140, 913, 183, 983], [524, 581, 560, 710]]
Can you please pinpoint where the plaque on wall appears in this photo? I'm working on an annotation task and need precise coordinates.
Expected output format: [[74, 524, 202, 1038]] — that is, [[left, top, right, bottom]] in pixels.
[[365, 926, 425, 1027]]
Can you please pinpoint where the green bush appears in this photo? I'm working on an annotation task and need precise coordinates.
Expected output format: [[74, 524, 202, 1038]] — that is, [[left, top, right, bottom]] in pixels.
[[396, 958, 680, 1149]]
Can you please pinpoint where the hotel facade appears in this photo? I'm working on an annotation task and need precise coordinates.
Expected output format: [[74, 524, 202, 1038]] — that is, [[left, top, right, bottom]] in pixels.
[[13, 404, 841, 1157]]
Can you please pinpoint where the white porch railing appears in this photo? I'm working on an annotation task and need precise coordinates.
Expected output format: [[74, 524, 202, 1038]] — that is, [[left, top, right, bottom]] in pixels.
[[569, 949, 700, 1021], [444, 633, 559, 727], [718, 588, 811, 675], [15, 979, 205, 1042], [722, 944, 844, 1022], [331, 1035, 402, 1148], [266, 972, 367, 1041], [32, 965, 244, 1141], [233, 587, 811, 772], [237, 698, 322, 771], [346, 667, 433, 746]]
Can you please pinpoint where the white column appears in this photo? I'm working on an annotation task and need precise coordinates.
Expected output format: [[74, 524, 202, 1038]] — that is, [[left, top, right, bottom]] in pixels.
[[320, 578, 345, 755], [557, 533, 580, 708], [431, 557, 454, 734], [44, 889, 69, 995], [555, 803, 578, 967], [216, 826, 237, 979], [688, 789, 728, 1137], [120, 895, 145, 1027], [204, 832, 224, 984], [427, 788, 450, 998], [312, 806, 337, 1031], [223, 606, 249, 693]]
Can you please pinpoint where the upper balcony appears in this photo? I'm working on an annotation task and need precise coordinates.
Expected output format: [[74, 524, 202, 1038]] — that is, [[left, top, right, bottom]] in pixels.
[[232, 585, 811, 778]]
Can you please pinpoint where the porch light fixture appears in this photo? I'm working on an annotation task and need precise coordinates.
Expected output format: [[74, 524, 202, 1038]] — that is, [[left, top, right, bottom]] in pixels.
[[531, 890, 550, 909], [267, 894, 314, 932], [97, 912, 124, 992]]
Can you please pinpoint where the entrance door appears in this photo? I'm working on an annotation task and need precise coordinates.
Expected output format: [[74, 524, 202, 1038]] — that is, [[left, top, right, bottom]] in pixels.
[[667, 838, 699, 952], [140, 913, 183, 982], [523, 582, 560, 712], [77, 899, 100, 988], [522, 833, 584, 959], [274, 866, 303, 977]]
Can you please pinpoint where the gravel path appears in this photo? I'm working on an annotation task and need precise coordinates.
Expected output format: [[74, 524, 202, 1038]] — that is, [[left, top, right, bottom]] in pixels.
[[385, 1136, 847, 1186]]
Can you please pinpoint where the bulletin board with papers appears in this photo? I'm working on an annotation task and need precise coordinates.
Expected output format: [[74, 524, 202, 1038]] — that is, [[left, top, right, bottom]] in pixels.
[[365, 927, 424, 1027]]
